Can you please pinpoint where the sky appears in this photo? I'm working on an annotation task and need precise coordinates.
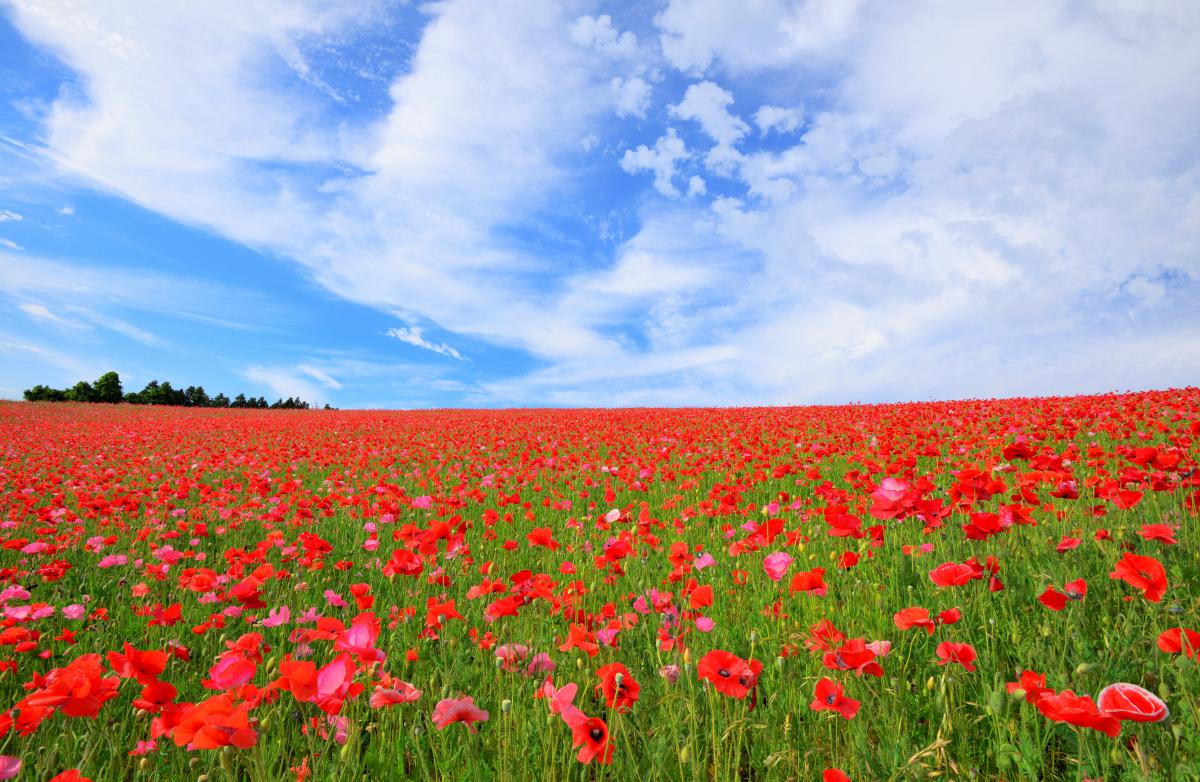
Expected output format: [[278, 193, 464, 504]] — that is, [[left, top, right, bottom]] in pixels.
[[0, 0, 1197, 409]]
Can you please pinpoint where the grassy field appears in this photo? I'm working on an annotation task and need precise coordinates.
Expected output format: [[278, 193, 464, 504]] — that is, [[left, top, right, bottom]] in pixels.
[[0, 391, 1196, 781]]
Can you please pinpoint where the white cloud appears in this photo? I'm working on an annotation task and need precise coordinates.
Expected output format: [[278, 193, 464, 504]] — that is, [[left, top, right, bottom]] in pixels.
[[59, 205, 74, 216], [18, 302, 68, 324], [670, 82, 749, 146], [686, 175, 706, 196], [297, 363, 343, 389], [0, 239, 23, 250], [242, 365, 327, 405], [611, 76, 651, 119], [620, 128, 689, 197], [656, 0, 861, 73], [569, 14, 637, 58], [754, 105, 802, 134], [0, 210, 23, 222], [386, 326, 465, 361], [0, 251, 278, 332]]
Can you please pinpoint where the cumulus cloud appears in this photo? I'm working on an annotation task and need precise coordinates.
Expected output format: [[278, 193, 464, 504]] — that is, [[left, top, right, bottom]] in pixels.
[[569, 14, 638, 58], [753, 105, 802, 134], [620, 128, 689, 197], [611, 76, 651, 118]]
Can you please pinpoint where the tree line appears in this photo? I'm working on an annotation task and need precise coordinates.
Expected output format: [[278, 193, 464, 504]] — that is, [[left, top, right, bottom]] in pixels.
[[23, 372, 328, 409]]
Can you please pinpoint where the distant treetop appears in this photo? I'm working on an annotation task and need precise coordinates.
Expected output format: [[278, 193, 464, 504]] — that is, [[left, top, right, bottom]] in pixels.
[[23, 372, 330, 409]]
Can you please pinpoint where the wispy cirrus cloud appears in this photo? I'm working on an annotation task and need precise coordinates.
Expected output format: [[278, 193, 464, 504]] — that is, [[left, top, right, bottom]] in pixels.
[[386, 326, 465, 361]]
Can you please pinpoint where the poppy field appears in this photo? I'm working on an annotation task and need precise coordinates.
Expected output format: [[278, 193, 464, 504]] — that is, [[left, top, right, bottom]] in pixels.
[[0, 390, 1197, 782]]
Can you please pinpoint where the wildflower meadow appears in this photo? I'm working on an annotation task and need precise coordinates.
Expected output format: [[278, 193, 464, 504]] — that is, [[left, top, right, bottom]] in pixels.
[[0, 390, 1196, 781]]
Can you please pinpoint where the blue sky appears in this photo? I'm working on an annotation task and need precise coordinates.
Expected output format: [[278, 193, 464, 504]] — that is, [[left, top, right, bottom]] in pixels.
[[1, 1, 1197, 408]]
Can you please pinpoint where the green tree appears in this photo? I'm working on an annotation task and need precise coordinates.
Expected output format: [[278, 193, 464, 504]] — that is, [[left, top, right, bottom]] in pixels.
[[212, 393, 230, 408], [184, 385, 210, 407], [93, 372, 123, 403], [23, 385, 66, 402], [65, 381, 96, 402]]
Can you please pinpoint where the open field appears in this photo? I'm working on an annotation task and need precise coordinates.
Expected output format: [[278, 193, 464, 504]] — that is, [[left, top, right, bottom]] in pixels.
[[0, 391, 1197, 781]]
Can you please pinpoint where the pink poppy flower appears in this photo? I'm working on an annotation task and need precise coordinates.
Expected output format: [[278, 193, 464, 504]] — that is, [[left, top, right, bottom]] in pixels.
[[763, 551, 793, 582], [431, 696, 489, 732]]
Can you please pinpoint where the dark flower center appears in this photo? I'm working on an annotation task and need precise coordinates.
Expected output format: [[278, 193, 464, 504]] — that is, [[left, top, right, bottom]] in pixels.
[[589, 727, 604, 741], [718, 668, 730, 678]]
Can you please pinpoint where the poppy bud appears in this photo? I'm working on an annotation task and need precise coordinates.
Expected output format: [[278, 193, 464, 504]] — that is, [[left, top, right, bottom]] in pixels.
[[576, 657, 584, 670], [775, 656, 785, 670], [679, 745, 691, 764], [682, 648, 692, 666], [260, 716, 271, 730], [198, 776, 209, 782], [749, 632, 758, 645], [138, 758, 150, 771], [1010, 688, 1026, 701], [1074, 662, 1096, 675], [220, 747, 233, 770], [501, 698, 512, 714], [1158, 683, 1171, 700], [494, 656, 504, 669], [926, 676, 936, 693], [340, 740, 353, 762]]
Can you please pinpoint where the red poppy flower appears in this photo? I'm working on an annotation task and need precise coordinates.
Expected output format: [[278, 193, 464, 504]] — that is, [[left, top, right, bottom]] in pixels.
[[697, 650, 761, 699], [1006, 670, 1051, 704], [928, 562, 977, 587], [107, 642, 169, 684], [935, 642, 976, 672], [172, 694, 258, 750], [1137, 524, 1177, 545], [1034, 690, 1120, 737], [823, 771, 852, 782], [1097, 683, 1169, 723], [47, 772, 90, 782], [595, 662, 640, 713], [810, 677, 860, 720], [21, 653, 120, 719], [893, 607, 935, 635], [571, 716, 614, 764], [1109, 552, 1168, 602], [789, 567, 827, 596], [1157, 627, 1200, 659]]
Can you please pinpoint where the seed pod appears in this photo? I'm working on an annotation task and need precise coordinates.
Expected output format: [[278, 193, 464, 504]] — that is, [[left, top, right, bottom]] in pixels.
[[502, 698, 512, 714]]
